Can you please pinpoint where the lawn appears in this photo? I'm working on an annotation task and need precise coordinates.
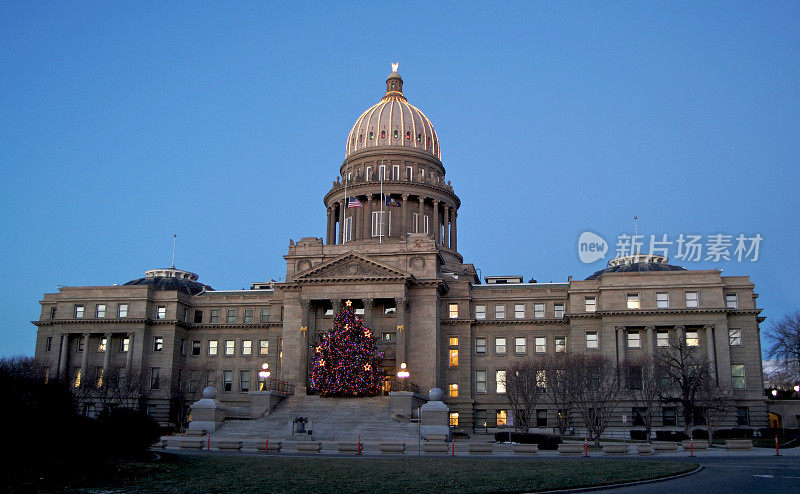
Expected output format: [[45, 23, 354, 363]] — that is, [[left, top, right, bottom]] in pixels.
[[66, 454, 697, 493]]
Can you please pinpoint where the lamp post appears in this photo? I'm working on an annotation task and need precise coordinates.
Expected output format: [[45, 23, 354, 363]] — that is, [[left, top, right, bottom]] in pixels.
[[258, 363, 271, 391], [397, 362, 410, 391]]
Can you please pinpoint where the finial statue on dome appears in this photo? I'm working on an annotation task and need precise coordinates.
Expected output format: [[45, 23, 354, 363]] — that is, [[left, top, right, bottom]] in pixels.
[[391, 62, 399, 73]]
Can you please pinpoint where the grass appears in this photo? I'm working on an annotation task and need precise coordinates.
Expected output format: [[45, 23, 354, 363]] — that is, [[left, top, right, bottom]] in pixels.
[[64, 454, 697, 493]]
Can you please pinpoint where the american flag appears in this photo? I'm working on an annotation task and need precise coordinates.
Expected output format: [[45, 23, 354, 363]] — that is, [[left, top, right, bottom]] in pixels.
[[347, 197, 363, 208]]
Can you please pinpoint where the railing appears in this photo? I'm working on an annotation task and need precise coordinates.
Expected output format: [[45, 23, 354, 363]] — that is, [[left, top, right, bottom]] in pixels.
[[388, 379, 420, 394], [258, 378, 295, 395]]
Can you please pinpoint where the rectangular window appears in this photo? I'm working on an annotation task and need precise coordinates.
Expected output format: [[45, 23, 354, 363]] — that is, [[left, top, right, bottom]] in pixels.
[[726, 293, 738, 309], [536, 409, 548, 428], [554, 303, 565, 318], [627, 294, 640, 309], [662, 407, 677, 426], [188, 371, 199, 392], [96, 367, 104, 388], [208, 340, 218, 356], [533, 303, 545, 318], [449, 350, 459, 368], [73, 368, 82, 388], [78, 338, 84, 352], [586, 331, 598, 349], [496, 410, 507, 426], [392, 164, 399, 180], [261, 308, 271, 322], [372, 210, 390, 237], [535, 336, 546, 354], [632, 407, 646, 426], [210, 309, 220, 323], [180, 338, 187, 355], [45, 336, 52, 352], [495, 337, 506, 354], [476, 338, 486, 354], [244, 309, 254, 323], [150, 367, 160, 389], [496, 370, 506, 394], [242, 340, 252, 355], [191, 340, 200, 356], [259, 340, 269, 355], [627, 331, 641, 348], [74, 305, 85, 318], [382, 332, 395, 342], [119, 337, 128, 352], [383, 300, 396, 315], [736, 407, 749, 426], [475, 410, 487, 427], [96, 304, 106, 318], [515, 337, 526, 354], [410, 212, 419, 234], [476, 370, 487, 394], [406, 166, 413, 181], [515, 304, 525, 319], [50, 306, 57, 319], [585, 297, 596, 312], [656, 293, 669, 309], [449, 337, 458, 347], [118, 303, 128, 318], [193, 310, 203, 323], [555, 336, 566, 353], [731, 364, 746, 389], [449, 383, 459, 398], [729, 328, 741, 346], [685, 330, 699, 347], [156, 306, 166, 319], [449, 412, 459, 426], [366, 166, 372, 181], [685, 291, 699, 308], [153, 337, 163, 352], [226, 309, 236, 323], [475, 305, 486, 320], [225, 340, 235, 356], [379, 164, 386, 180], [223, 370, 233, 392], [423, 215, 429, 234], [448, 303, 458, 319], [182, 307, 188, 322], [495, 304, 505, 319], [627, 366, 643, 390], [98, 337, 107, 352], [344, 216, 353, 242], [240, 370, 251, 392], [657, 331, 669, 347]]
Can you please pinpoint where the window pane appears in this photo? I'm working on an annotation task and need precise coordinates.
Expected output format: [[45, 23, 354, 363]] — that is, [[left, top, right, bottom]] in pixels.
[[585, 297, 596, 312], [449, 350, 459, 367], [535, 337, 546, 353], [627, 294, 640, 309], [554, 304, 565, 318], [729, 328, 741, 346], [515, 337, 526, 354], [627, 331, 640, 348], [476, 338, 486, 354], [495, 338, 506, 354], [495, 305, 505, 319], [496, 370, 506, 393], [686, 331, 699, 347], [555, 337, 566, 353], [515, 304, 525, 319], [449, 304, 458, 319], [657, 331, 669, 347], [475, 305, 486, 319], [449, 383, 458, 397], [586, 332, 598, 349]]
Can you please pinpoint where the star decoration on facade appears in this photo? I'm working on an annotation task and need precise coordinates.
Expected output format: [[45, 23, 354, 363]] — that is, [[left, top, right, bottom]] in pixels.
[[345, 300, 352, 307]]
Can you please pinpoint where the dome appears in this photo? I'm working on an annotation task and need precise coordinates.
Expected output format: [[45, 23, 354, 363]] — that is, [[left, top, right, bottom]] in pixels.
[[586, 254, 686, 280], [345, 65, 440, 160], [123, 267, 213, 295]]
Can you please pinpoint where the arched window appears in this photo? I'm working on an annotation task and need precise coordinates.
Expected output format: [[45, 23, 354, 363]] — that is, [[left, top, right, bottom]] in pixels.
[[393, 129, 399, 139], [359, 133, 364, 142], [406, 131, 411, 141], [369, 131, 374, 141], [380, 130, 386, 140], [417, 133, 422, 143]]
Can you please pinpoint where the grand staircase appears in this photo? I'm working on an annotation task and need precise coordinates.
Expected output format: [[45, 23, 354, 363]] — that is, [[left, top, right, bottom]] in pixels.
[[216, 394, 420, 442]]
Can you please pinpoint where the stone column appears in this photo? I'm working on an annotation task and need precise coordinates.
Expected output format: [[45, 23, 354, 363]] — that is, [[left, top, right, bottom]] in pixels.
[[339, 199, 345, 244], [331, 299, 342, 317], [705, 325, 717, 383], [418, 196, 424, 234], [125, 332, 134, 375], [363, 298, 374, 328], [326, 207, 333, 245], [615, 327, 625, 365], [395, 297, 408, 369], [80, 333, 90, 383], [675, 325, 685, 346], [645, 326, 655, 354], [300, 299, 310, 388], [102, 332, 112, 385], [451, 210, 458, 251], [58, 333, 69, 380], [364, 194, 373, 239], [443, 204, 450, 248], [432, 199, 440, 244], [401, 194, 408, 237]]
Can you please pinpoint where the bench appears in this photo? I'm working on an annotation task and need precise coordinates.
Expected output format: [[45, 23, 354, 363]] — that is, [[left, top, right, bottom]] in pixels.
[[337, 441, 361, 453], [294, 441, 322, 453], [636, 443, 653, 455], [652, 441, 679, 452], [216, 440, 242, 451], [602, 444, 629, 455], [558, 443, 584, 456], [682, 439, 709, 450], [512, 444, 539, 455], [422, 442, 449, 454], [467, 443, 493, 454], [426, 434, 449, 442], [179, 439, 206, 450], [724, 439, 752, 450], [379, 442, 405, 454]]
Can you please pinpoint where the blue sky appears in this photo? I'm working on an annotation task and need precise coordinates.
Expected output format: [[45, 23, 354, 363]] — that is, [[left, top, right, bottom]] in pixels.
[[1, 2, 798, 358]]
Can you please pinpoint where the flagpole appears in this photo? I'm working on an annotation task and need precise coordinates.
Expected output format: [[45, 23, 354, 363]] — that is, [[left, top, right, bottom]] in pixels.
[[380, 158, 384, 244]]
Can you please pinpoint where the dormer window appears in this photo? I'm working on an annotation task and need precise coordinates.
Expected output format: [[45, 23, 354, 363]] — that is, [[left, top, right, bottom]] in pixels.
[[380, 130, 386, 140], [368, 131, 374, 141], [359, 133, 364, 142], [417, 133, 422, 142], [393, 129, 399, 139], [406, 131, 411, 140]]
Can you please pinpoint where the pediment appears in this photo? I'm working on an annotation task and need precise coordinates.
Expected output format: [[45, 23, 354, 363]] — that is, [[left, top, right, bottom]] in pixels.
[[294, 252, 413, 282]]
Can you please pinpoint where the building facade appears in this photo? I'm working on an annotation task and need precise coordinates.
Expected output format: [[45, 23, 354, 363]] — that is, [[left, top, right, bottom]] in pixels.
[[33, 67, 768, 432]]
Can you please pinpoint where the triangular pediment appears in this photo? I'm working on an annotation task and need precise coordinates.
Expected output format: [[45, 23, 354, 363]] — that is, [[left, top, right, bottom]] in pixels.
[[294, 252, 413, 282]]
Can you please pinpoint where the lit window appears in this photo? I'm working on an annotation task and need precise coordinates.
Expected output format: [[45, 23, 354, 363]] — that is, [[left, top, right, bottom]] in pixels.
[[225, 340, 235, 356], [208, 340, 218, 356], [156, 306, 166, 320], [96, 304, 106, 318], [223, 370, 233, 391], [476, 338, 487, 354], [449, 303, 458, 319], [496, 370, 506, 394], [259, 340, 269, 355], [261, 308, 271, 322], [240, 370, 251, 392], [496, 410, 507, 426], [449, 350, 459, 367], [685, 292, 699, 308], [242, 340, 252, 355], [627, 294, 640, 309], [656, 293, 669, 309], [535, 337, 546, 353], [585, 297, 596, 312], [475, 305, 486, 320], [244, 309, 254, 323], [726, 293, 738, 309], [514, 304, 525, 319], [382, 332, 395, 342], [449, 412, 459, 426], [627, 331, 641, 348], [555, 336, 566, 353], [554, 303, 565, 318], [731, 364, 745, 389], [534, 303, 545, 318], [729, 329, 741, 346], [515, 337, 526, 354], [210, 309, 220, 323], [227, 309, 236, 323], [73, 368, 82, 388], [122, 338, 130, 352], [586, 332, 598, 349], [449, 383, 459, 397], [449, 337, 459, 347], [495, 337, 506, 354], [153, 337, 163, 352], [150, 367, 160, 389], [685, 330, 699, 347], [536, 370, 547, 391], [96, 367, 104, 388], [98, 338, 107, 352], [657, 331, 669, 347], [476, 370, 487, 393], [495, 305, 505, 319], [191, 340, 200, 355], [75, 305, 85, 318]]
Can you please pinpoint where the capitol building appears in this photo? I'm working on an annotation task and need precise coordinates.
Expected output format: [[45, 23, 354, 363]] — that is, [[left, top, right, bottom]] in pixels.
[[32, 66, 767, 434]]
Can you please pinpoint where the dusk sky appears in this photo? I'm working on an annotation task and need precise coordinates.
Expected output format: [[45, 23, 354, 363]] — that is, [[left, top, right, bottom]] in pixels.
[[1, 2, 798, 358]]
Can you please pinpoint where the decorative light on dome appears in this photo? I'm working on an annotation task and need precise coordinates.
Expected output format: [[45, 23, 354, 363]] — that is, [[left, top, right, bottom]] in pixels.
[[391, 62, 399, 73]]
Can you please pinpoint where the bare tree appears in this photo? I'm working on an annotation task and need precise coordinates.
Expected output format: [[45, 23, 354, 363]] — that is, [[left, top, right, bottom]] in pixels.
[[571, 353, 623, 447], [504, 358, 546, 432], [766, 311, 800, 381], [624, 356, 660, 443], [698, 378, 734, 446], [655, 334, 712, 436], [541, 353, 579, 438]]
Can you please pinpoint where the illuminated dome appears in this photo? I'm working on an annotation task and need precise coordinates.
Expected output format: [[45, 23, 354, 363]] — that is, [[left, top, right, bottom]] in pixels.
[[345, 65, 440, 160]]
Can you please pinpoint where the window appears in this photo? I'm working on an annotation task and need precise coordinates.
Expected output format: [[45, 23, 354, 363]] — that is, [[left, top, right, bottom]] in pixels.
[[656, 293, 669, 309], [194, 310, 203, 323], [662, 407, 677, 426], [736, 407, 749, 426], [495, 304, 505, 319], [226, 309, 236, 323], [586, 332, 598, 349], [98, 337, 107, 352], [626, 294, 640, 309], [244, 309, 254, 323], [156, 306, 166, 319], [242, 340, 252, 355], [384, 300, 396, 315], [191, 340, 200, 356], [392, 165, 399, 180], [475, 305, 486, 320], [449, 337, 458, 347], [449, 383, 459, 398], [406, 166, 413, 181], [372, 210, 390, 237], [382, 332, 395, 342], [536, 409, 548, 427], [731, 364, 746, 389], [449, 412, 459, 426], [75, 305, 85, 318], [223, 370, 233, 392], [584, 297, 596, 312], [685, 291, 699, 308], [366, 166, 372, 180], [344, 216, 353, 242], [95, 367, 104, 388], [449, 349, 459, 367], [240, 370, 251, 392], [476, 370, 487, 393], [150, 367, 160, 389], [685, 330, 699, 347], [225, 340, 235, 356], [726, 293, 738, 308], [515, 337, 526, 354], [208, 340, 218, 356], [261, 308, 271, 322], [534, 303, 545, 318], [495, 337, 506, 354], [188, 370, 199, 392], [146, 404, 158, 417], [657, 331, 669, 347], [496, 370, 506, 393], [180, 338, 187, 355], [50, 307, 57, 319], [423, 215, 429, 234], [533, 336, 546, 353], [153, 337, 163, 352], [182, 307, 188, 322], [73, 368, 82, 388], [632, 407, 646, 426], [555, 336, 566, 353], [120, 337, 129, 352], [515, 304, 525, 319], [627, 331, 641, 348], [536, 370, 547, 391], [78, 338, 84, 352], [496, 410, 507, 426], [448, 303, 458, 319], [45, 336, 52, 352], [729, 328, 741, 346], [627, 366, 643, 390], [475, 410, 487, 427], [96, 304, 106, 318], [259, 340, 269, 355], [554, 303, 565, 318], [476, 338, 486, 354], [210, 309, 220, 323], [379, 164, 386, 180]]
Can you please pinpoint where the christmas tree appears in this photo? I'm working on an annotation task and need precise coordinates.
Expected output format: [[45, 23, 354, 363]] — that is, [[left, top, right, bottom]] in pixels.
[[309, 300, 385, 396]]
